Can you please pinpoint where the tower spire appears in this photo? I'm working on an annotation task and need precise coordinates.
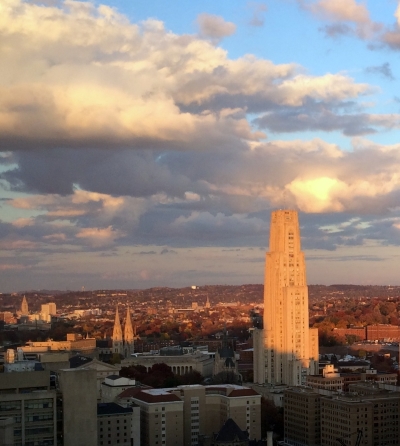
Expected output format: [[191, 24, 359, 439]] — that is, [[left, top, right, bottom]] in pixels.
[[124, 305, 134, 342], [123, 305, 134, 357], [112, 305, 123, 355]]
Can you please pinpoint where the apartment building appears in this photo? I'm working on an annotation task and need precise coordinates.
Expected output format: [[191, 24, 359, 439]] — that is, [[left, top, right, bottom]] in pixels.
[[0, 370, 57, 446], [283, 387, 321, 446], [97, 402, 134, 446], [129, 384, 261, 446], [283, 382, 400, 446]]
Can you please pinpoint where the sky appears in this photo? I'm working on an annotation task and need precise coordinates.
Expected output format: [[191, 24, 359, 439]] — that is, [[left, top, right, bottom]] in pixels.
[[2, 0, 400, 292]]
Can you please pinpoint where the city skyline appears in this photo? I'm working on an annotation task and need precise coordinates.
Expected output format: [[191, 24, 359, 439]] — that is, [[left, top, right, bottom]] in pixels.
[[2, 1, 400, 291]]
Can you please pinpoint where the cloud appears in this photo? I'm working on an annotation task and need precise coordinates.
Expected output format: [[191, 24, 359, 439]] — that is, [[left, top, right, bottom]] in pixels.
[[75, 226, 123, 248], [160, 248, 177, 255], [196, 13, 236, 43], [255, 103, 400, 136], [365, 62, 395, 80], [0, 0, 374, 160], [305, 0, 370, 24], [381, 3, 400, 50], [298, 0, 382, 40], [247, 2, 268, 27], [3, 0, 400, 291]]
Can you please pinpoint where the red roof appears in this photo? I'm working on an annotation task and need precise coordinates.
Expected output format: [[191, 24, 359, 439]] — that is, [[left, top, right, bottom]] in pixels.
[[132, 391, 182, 404], [117, 387, 144, 399], [228, 388, 259, 397]]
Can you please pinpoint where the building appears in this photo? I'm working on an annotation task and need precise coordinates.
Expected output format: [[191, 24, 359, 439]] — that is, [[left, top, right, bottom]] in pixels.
[[0, 417, 14, 445], [129, 384, 261, 446], [112, 306, 135, 358], [283, 387, 321, 446], [306, 364, 343, 394], [41, 303, 56, 322], [320, 384, 400, 446], [0, 370, 57, 446], [366, 324, 400, 341], [131, 388, 184, 446], [213, 331, 239, 378], [254, 210, 319, 386], [73, 357, 121, 400], [101, 375, 137, 403], [121, 351, 214, 378], [200, 418, 249, 446], [21, 333, 96, 356], [283, 382, 400, 446], [57, 368, 98, 446], [20, 296, 28, 315], [97, 402, 134, 446]]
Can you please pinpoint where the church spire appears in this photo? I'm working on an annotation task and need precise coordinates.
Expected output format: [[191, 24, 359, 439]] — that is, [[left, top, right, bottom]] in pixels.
[[124, 305, 134, 344], [112, 305, 123, 354], [123, 305, 135, 358]]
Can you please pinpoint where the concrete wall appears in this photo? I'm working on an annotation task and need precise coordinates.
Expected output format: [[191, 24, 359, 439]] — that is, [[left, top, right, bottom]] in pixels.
[[58, 369, 97, 446]]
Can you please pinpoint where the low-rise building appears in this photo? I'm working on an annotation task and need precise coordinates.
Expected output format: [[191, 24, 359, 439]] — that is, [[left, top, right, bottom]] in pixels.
[[101, 375, 137, 403], [121, 351, 214, 378]]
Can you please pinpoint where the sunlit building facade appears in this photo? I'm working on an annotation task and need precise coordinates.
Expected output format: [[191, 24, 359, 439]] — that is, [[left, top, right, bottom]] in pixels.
[[254, 210, 318, 386]]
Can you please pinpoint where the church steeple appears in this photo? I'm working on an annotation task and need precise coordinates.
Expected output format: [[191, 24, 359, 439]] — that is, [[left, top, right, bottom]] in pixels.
[[124, 306, 134, 343], [112, 305, 123, 354], [124, 305, 134, 358]]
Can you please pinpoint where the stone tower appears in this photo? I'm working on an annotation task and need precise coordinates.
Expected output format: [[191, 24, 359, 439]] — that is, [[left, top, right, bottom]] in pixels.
[[123, 306, 134, 358], [112, 305, 123, 355], [254, 210, 318, 386], [20, 295, 28, 315]]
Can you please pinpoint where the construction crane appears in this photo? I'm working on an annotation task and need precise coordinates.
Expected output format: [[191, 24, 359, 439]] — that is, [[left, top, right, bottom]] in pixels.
[[336, 428, 363, 446]]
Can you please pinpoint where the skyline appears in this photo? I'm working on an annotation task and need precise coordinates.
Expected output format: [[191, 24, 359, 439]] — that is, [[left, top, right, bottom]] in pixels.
[[2, 0, 400, 291]]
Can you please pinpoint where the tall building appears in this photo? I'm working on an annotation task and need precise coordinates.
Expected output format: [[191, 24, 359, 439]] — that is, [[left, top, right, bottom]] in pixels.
[[41, 302, 56, 322], [254, 210, 319, 386]]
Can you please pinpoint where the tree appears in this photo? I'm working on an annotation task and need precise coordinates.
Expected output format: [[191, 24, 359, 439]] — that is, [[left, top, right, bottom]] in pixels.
[[261, 397, 284, 439], [179, 370, 203, 385], [110, 353, 121, 365], [210, 371, 240, 385]]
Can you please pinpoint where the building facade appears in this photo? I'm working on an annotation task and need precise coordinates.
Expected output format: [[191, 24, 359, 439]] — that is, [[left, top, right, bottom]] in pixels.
[[0, 370, 57, 446], [121, 351, 214, 378], [129, 384, 261, 446], [97, 402, 134, 446], [282, 383, 400, 446], [58, 368, 98, 446], [284, 387, 321, 446], [254, 210, 319, 386]]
